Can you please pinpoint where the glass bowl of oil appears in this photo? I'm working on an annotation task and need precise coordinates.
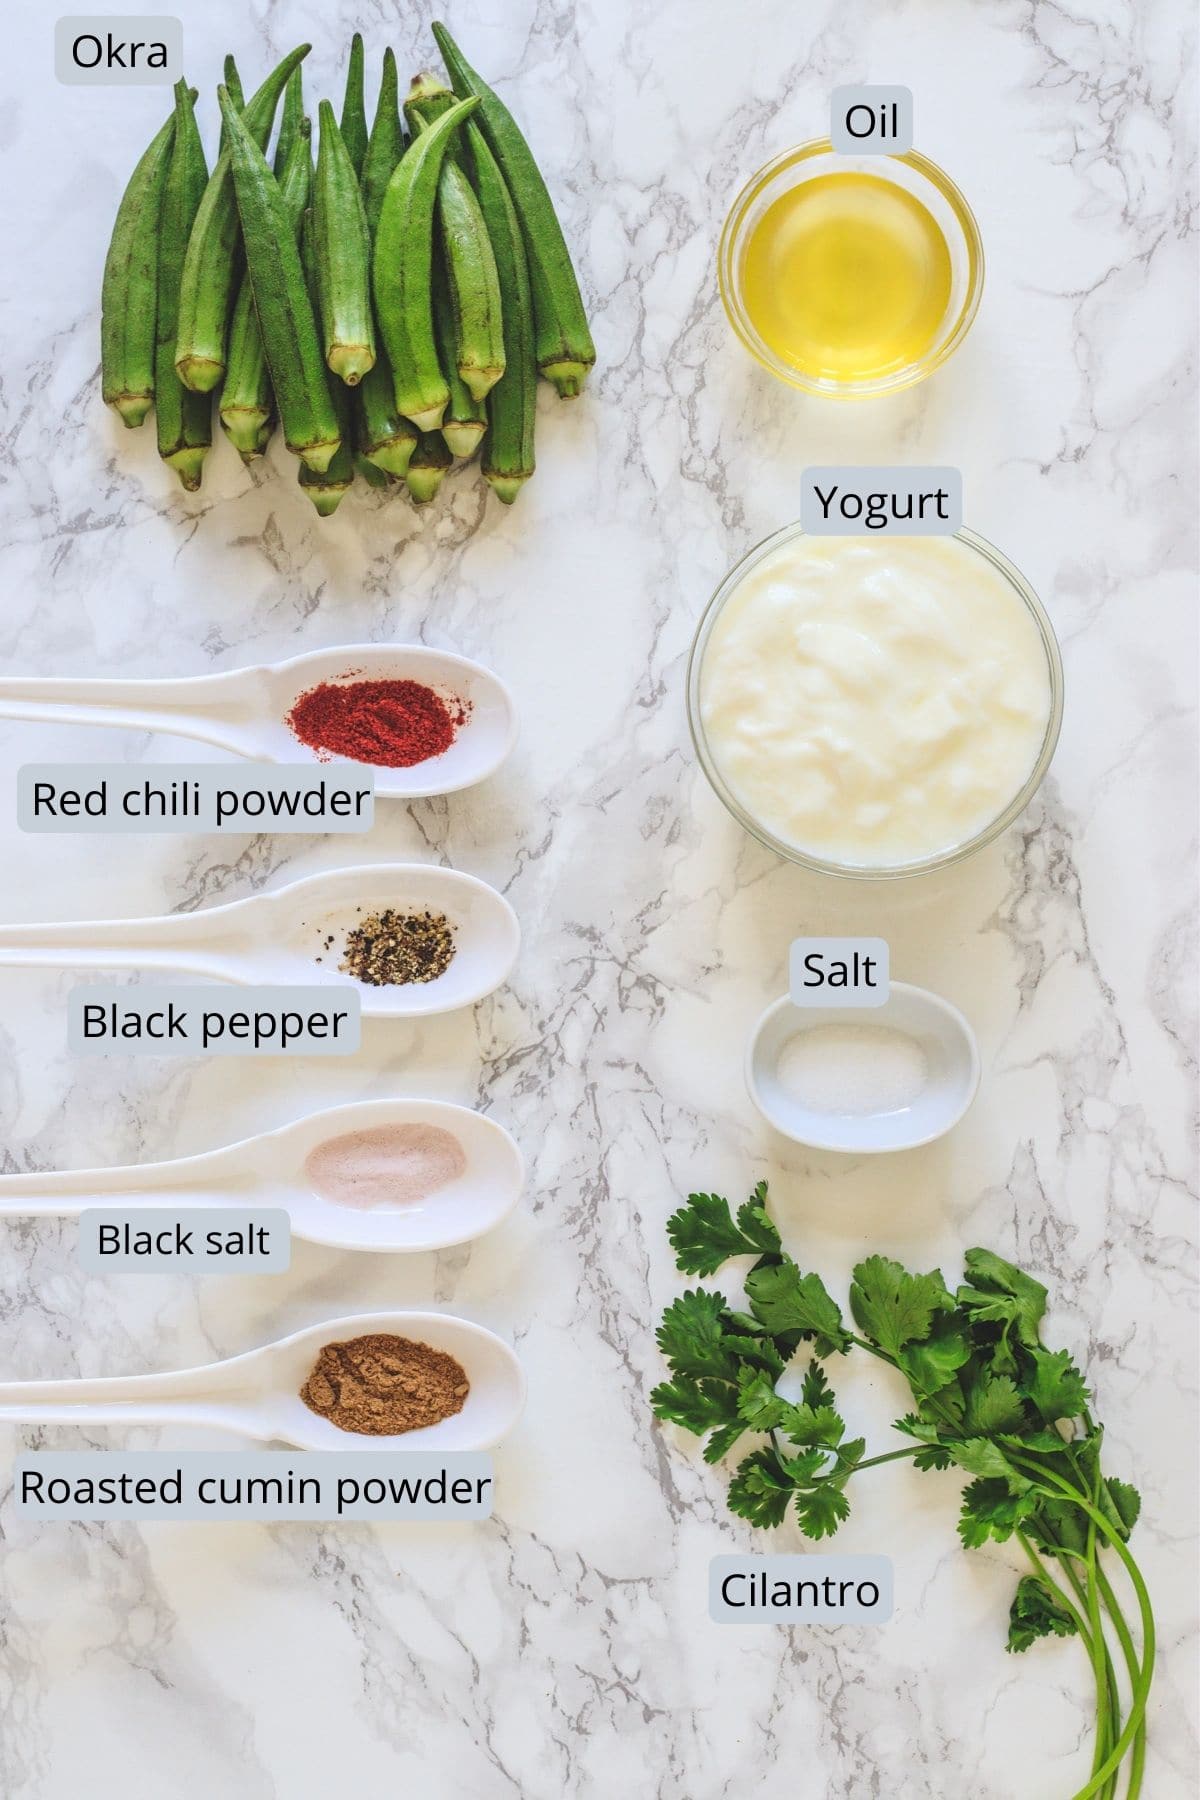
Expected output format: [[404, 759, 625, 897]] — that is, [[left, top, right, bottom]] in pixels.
[[718, 140, 984, 398]]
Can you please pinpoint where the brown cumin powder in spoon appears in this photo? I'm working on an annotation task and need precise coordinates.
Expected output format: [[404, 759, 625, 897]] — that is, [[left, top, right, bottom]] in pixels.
[[300, 1333, 469, 1436]]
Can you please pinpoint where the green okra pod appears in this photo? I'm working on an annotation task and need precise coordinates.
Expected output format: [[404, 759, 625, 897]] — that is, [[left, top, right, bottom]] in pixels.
[[339, 32, 369, 178], [372, 95, 480, 431], [433, 246, 486, 458], [218, 85, 341, 472], [313, 100, 375, 386], [101, 99, 182, 427], [220, 118, 312, 461], [218, 56, 244, 155], [273, 64, 304, 177], [468, 122, 536, 502], [405, 429, 452, 504], [406, 75, 505, 405], [432, 20, 595, 397], [360, 47, 404, 234], [355, 51, 416, 476], [298, 207, 355, 515], [156, 81, 212, 489], [175, 43, 310, 393]]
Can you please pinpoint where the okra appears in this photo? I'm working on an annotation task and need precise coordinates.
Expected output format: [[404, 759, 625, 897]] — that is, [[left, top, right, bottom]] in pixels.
[[354, 53, 414, 476], [360, 47, 404, 236], [220, 119, 312, 461], [298, 208, 355, 515], [218, 56, 244, 155], [406, 75, 505, 404], [432, 21, 595, 397], [100, 101, 181, 427], [434, 249, 486, 458], [405, 429, 452, 504], [273, 65, 305, 177], [468, 123, 536, 502], [339, 32, 369, 179], [313, 101, 375, 385], [175, 43, 310, 393], [156, 82, 212, 490], [372, 95, 480, 430], [219, 86, 341, 472]]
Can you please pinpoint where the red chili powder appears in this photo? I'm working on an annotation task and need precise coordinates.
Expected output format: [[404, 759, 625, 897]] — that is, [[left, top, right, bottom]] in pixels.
[[287, 678, 470, 768]]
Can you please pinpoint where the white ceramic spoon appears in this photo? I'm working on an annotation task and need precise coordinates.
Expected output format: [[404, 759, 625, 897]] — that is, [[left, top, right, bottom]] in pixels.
[[0, 863, 519, 1018], [0, 1311, 525, 1451], [0, 1099, 523, 1253], [0, 644, 517, 800]]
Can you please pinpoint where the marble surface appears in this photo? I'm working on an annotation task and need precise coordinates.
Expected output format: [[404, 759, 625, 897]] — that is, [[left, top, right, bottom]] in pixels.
[[0, 1, 1196, 1795]]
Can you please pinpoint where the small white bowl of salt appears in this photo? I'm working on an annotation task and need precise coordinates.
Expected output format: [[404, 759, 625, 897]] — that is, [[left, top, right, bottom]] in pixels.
[[746, 983, 980, 1153]]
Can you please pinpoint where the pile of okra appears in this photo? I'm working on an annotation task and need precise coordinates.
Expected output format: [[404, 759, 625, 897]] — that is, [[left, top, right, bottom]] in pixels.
[[101, 24, 594, 514]]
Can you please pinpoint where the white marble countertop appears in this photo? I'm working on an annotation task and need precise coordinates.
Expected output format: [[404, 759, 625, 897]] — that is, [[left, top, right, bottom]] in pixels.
[[0, 1, 1195, 1795]]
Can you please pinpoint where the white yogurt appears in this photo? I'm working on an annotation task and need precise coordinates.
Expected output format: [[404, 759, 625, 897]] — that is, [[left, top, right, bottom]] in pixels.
[[699, 534, 1054, 868]]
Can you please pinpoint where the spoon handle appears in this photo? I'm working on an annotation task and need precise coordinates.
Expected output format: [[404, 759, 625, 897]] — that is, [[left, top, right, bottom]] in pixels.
[[0, 1366, 223, 1405], [0, 673, 237, 743], [0, 909, 212, 968], [0, 1168, 225, 1215]]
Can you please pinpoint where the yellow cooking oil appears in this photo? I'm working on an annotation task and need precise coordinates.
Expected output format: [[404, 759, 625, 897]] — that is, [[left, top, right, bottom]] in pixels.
[[741, 171, 953, 383]]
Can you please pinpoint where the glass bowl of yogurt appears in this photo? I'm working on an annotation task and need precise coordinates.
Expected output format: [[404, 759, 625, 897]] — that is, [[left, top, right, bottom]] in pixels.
[[688, 524, 1063, 879]]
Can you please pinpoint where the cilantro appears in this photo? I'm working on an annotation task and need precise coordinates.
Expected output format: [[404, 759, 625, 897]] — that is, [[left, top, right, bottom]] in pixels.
[[849, 1255, 953, 1357], [650, 1185, 1155, 1791], [959, 1477, 1037, 1547], [650, 1377, 738, 1437], [655, 1289, 740, 1382], [728, 1448, 794, 1529], [744, 1259, 850, 1356], [1021, 1346, 1090, 1424], [1007, 1577, 1079, 1653], [666, 1186, 781, 1277]]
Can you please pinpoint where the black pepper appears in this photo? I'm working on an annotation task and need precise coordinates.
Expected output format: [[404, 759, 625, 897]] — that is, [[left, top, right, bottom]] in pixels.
[[337, 908, 457, 986]]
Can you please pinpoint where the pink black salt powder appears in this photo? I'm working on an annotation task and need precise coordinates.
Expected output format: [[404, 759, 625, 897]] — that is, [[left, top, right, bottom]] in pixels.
[[304, 1124, 467, 1211]]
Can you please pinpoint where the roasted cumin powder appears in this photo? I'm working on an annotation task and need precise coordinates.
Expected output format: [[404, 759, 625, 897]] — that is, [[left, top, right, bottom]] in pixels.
[[339, 907, 456, 986], [300, 1333, 470, 1436]]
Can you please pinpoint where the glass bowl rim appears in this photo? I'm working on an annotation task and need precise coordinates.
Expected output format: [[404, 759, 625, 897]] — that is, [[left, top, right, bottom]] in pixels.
[[686, 521, 1065, 881], [717, 137, 986, 398]]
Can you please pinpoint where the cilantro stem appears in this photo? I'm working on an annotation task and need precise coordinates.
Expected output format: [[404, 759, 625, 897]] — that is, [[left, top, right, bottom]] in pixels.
[[1064, 1557, 1121, 1800], [1016, 1529, 1093, 1646], [1095, 1562, 1146, 1800], [1008, 1455, 1155, 1800], [847, 1445, 926, 1474]]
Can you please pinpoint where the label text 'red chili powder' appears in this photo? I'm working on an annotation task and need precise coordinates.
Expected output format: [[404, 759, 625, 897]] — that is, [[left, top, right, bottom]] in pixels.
[[287, 677, 470, 768]]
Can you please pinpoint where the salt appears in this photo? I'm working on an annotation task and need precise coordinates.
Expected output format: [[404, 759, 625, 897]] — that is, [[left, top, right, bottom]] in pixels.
[[776, 1025, 928, 1115]]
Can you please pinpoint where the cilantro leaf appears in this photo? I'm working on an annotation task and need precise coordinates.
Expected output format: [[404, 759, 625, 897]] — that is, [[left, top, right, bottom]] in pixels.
[[775, 1446, 829, 1483], [964, 1373, 1029, 1435], [780, 1404, 846, 1449], [949, 1438, 1031, 1484], [728, 1448, 793, 1528], [795, 1483, 851, 1539], [1104, 1478, 1142, 1539], [745, 1259, 849, 1355], [655, 1289, 739, 1381], [959, 1249, 1047, 1348], [801, 1361, 835, 1411], [650, 1377, 739, 1436], [849, 1255, 953, 1358], [1025, 1498, 1089, 1560], [703, 1419, 750, 1465], [913, 1443, 954, 1471], [666, 1187, 781, 1276], [959, 1477, 1037, 1547], [1021, 1347, 1090, 1424], [736, 1366, 792, 1431], [897, 1315, 972, 1399], [1006, 1576, 1079, 1653]]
